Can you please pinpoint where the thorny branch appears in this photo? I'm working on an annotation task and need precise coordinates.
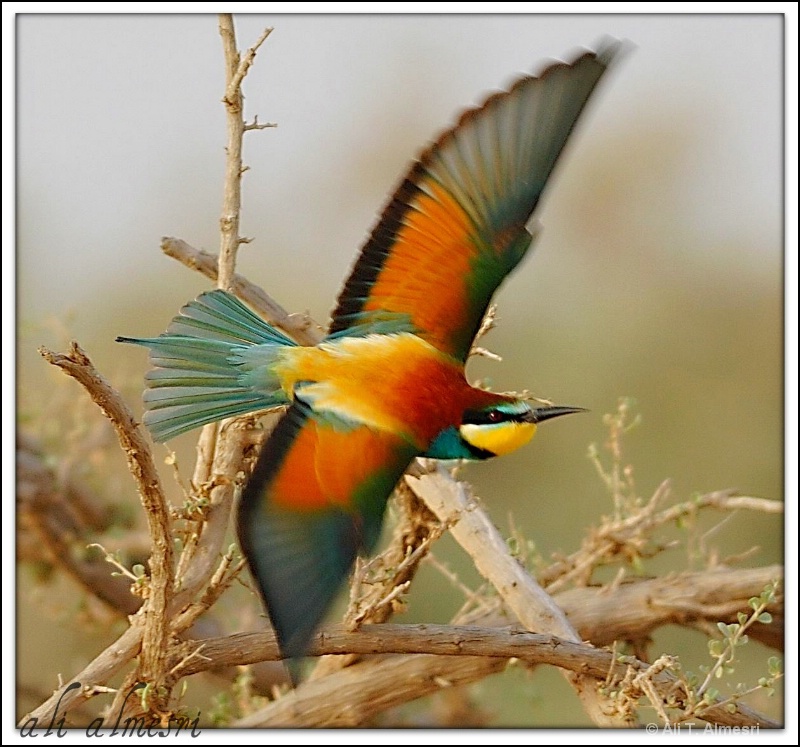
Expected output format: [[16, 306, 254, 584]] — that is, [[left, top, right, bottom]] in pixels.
[[217, 15, 273, 291], [38, 343, 174, 710], [22, 16, 275, 728]]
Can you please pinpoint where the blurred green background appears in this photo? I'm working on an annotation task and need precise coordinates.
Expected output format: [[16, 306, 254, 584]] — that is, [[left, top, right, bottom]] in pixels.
[[16, 14, 783, 726]]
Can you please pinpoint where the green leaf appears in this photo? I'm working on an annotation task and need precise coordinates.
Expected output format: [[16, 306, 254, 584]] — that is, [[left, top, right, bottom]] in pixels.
[[737, 611, 748, 625], [758, 612, 773, 624], [748, 596, 760, 610], [767, 657, 782, 676]]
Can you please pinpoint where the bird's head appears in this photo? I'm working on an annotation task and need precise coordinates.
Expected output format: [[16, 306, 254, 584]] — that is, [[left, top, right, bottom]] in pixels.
[[426, 398, 585, 461]]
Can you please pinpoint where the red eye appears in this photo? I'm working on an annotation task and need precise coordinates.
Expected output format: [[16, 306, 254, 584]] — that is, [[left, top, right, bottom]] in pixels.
[[488, 410, 503, 423]]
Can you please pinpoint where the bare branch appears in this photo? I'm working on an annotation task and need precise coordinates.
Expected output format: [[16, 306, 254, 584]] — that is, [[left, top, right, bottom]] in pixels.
[[558, 564, 783, 650], [221, 20, 273, 106], [173, 624, 774, 728], [23, 561, 781, 727], [171, 421, 254, 615], [406, 462, 628, 727], [217, 15, 273, 290], [38, 343, 173, 692], [238, 651, 508, 728], [244, 114, 277, 131]]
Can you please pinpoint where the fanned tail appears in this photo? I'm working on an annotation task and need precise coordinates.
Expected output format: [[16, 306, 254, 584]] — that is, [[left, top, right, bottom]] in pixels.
[[117, 290, 296, 442]]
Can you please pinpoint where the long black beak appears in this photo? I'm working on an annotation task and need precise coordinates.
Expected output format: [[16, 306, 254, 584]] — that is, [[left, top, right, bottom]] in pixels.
[[523, 406, 587, 424]]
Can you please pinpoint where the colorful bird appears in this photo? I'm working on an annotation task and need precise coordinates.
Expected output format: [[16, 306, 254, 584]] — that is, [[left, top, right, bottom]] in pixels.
[[118, 41, 619, 665]]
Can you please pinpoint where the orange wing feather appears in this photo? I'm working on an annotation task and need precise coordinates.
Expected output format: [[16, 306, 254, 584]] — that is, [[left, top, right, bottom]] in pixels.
[[329, 43, 619, 361], [268, 414, 413, 512], [237, 400, 419, 659]]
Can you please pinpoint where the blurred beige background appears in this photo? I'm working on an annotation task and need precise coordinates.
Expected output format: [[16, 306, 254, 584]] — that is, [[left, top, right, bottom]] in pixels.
[[16, 13, 783, 726]]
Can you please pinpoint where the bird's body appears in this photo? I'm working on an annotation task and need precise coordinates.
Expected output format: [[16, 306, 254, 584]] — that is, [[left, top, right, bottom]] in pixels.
[[274, 333, 520, 450], [119, 41, 620, 666]]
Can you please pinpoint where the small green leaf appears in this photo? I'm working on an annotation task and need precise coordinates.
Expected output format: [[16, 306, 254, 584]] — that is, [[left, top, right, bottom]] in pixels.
[[132, 564, 146, 578], [726, 703, 737, 713], [737, 611, 748, 625], [758, 612, 773, 624], [748, 596, 760, 610], [767, 656, 782, 676], [708, 640, 724, 657]]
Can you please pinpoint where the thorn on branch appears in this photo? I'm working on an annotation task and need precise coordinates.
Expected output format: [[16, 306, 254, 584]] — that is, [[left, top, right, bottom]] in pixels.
[[244, 114, 277, 131], [223, 25, 273, 105]]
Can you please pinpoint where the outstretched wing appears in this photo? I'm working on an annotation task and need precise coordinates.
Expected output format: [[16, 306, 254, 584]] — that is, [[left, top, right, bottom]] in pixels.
[[329, 42, 619, 361], [237, 399, 419, 660]]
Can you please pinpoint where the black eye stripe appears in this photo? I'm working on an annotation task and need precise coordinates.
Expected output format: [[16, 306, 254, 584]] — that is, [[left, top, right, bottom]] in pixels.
[[463, 408, 527, 425]]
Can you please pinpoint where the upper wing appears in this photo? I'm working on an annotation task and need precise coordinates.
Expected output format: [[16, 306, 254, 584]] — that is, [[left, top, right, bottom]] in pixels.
[[329, 41, 619, 361], [236, 399, 419, 660]]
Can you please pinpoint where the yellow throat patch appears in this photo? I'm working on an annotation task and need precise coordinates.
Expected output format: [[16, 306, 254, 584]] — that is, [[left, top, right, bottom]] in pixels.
[[459, 421, 537, 457]]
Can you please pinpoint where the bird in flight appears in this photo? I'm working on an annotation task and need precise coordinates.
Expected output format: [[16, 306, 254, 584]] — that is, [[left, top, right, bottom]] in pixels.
[[119, 40, 619, 668]]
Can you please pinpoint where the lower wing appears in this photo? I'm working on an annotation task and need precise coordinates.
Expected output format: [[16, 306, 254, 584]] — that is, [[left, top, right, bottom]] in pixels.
[[236, 399, 419, 660]]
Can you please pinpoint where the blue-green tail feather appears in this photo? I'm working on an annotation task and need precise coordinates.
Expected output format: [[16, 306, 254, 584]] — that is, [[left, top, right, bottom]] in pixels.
[[117, 290, 295, 442]]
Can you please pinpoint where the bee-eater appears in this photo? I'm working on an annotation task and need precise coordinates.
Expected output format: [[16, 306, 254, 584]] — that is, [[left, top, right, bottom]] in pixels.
[[118, 41, 618, 663]]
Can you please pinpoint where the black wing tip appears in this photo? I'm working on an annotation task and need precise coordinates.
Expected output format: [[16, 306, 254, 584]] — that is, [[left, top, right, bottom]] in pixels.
[[592, 36, 635, 68], [545, 36, 630, 71]]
